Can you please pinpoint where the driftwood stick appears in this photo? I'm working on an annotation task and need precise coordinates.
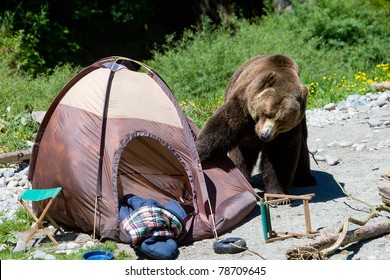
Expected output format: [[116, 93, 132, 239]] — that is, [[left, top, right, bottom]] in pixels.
[[0, 149, 32, 164], [286, 219, 390, 260], [370, 81, 390, 91]]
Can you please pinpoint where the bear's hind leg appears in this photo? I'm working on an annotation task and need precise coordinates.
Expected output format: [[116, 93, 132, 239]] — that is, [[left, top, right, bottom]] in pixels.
[[293, 121, 317, 187], [292, 139, 317, 187]]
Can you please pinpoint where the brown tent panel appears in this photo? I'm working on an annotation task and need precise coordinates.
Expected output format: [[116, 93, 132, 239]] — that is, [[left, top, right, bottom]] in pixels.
[[28, 57, 258, 244]]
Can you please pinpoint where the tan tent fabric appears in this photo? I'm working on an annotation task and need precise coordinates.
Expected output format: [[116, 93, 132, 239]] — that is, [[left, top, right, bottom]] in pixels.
[[61, 68, 182, 127], [28, 57, 258, 244]]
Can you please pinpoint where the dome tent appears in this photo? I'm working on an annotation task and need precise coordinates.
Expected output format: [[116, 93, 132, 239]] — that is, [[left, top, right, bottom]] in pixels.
[[28, 57, 258, 244]]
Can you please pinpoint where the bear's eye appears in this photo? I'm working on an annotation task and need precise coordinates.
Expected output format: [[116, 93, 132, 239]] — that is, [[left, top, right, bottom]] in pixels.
[[261, 112, 270, 119]]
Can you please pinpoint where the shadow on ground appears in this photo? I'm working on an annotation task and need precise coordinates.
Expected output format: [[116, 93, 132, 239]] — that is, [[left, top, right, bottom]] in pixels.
[[251, 170, 346, 204]]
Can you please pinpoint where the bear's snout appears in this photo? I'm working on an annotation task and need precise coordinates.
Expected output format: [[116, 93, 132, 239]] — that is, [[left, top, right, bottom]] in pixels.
[[258, 122, 275, 142], [259, 130, 271, 142], [260, 131, 271, 142]]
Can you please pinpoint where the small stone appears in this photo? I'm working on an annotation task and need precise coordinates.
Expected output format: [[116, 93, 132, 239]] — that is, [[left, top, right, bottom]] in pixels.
[[353, 144, 366, 151], [325, 154, 340, 166], [34, 250, 47, 260], [327, 141, 338, 147], [367, 93, 379, 101], [375, 92, 389, 107], [314, 154, 325, 161], [66, 242, 81, 250], [85, 241, 95, 248], [347, 107, 358, 116], [6, 181, 18, 189], [56, 243, 67, 250], [3, 169, 15, 178], [45, 254, 56, 260], [377, 140, 390, 149], [0, 177, 5, 188], [347, 94, 360, 103], [324, 103, 336, 111], [18, 167, 29, 176], [338, 140, 354, 147], [368, 119, 383, 127], [337, 101, 348, 111], [18, 179, 28, 186], [13, 240, 27, 253]]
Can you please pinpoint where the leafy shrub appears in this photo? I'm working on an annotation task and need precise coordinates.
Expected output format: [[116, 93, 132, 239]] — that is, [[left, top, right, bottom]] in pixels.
[[0, 7, 79, 75]]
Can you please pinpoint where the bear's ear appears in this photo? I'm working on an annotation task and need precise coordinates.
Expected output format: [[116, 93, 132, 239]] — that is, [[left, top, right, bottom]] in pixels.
[[258, 71, 277, 90]]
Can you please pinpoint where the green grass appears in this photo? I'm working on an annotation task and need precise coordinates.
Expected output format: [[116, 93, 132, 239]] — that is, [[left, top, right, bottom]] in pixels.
[[0, 208, 134, 260], [0, 62, 80, 153], [0, 208, 30, 245]]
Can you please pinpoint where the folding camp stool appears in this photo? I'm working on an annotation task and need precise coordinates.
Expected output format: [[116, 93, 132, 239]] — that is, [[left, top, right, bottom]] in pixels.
[[18, 187, 65, 244], [259, 193, 319, 243]]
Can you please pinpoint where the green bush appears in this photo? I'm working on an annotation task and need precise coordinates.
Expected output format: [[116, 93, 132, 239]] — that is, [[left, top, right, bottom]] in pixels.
[[0, 6, 79, 75]]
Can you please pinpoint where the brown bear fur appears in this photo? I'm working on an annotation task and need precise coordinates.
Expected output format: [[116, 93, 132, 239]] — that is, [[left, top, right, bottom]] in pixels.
[[196, 54, 316, 194]]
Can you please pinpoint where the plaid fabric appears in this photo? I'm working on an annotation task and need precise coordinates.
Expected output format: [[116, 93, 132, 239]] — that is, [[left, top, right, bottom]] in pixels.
[[121, 205, 183, 246]]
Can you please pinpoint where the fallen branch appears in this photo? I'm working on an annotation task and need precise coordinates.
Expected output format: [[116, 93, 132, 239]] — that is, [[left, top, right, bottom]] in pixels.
[[0, 148, 32, 164], [370, 81, 390, 91], [379, 186, 390, 207], [286, 219, 390, 260]]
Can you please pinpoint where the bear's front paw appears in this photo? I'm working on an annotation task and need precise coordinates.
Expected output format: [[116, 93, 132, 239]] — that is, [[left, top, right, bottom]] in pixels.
[[267, 197, 292, 206], [263, 188, 292, 205]]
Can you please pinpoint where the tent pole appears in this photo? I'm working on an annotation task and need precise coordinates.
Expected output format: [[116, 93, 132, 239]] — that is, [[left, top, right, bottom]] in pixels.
[[93, 196, 99, 242]]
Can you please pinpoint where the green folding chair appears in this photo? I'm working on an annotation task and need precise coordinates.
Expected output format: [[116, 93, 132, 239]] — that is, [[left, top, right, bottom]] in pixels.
[[18, 187, 65, 244]]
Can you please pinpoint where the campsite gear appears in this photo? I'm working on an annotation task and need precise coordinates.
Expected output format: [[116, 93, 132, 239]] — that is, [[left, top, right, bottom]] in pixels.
[[213, 237, 247, 254], [119, 195, 185, 259], [260, 193, 318, 242], [140, 236, 179, 260], [18, 187, 65, 244], [120, 205, 184, 246], [28, 56, 258, 244], [82, 250, 114, 260]]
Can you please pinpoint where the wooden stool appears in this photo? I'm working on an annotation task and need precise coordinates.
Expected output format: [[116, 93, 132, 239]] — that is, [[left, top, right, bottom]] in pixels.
[[260, 193, 319, 243], [18, 187, 65, 244]]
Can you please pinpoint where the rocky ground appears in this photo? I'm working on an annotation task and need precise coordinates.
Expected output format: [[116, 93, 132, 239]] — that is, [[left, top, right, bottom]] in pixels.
[[1, 91, 389, 260]]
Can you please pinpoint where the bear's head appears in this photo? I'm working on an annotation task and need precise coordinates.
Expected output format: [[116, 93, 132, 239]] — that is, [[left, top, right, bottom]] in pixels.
[[245, 55, 308, 142]]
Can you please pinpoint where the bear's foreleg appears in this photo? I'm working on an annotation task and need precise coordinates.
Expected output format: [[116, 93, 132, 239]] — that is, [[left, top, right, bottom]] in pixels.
[[229, 144, 260, 179], [196, 101, 245, 163], [260, 130, 301, 194]]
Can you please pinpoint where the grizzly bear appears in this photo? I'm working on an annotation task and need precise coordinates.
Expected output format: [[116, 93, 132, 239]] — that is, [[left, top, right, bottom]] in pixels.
[[196, 54, 316, 195]]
